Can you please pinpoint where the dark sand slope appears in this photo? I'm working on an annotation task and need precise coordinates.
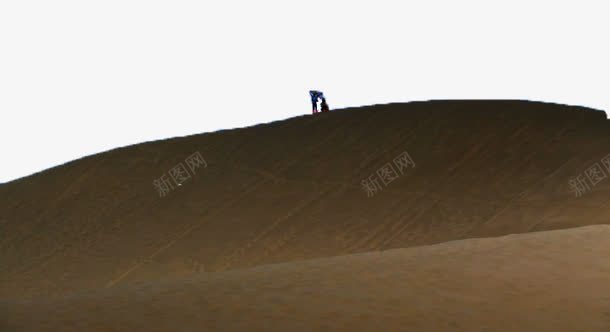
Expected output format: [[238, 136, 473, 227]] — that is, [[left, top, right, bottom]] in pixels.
[[2, 100, 610, 330], [3, 225, 610, 332], [2, 101, 610, 298]]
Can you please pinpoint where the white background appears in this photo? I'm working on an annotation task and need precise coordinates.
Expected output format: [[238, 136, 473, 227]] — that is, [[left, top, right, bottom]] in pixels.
[[1, 0, 608, 183]]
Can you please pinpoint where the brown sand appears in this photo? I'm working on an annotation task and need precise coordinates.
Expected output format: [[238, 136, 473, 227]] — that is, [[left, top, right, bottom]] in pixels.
[[1, 100, 610, 331], [3, 226, 610, 331]]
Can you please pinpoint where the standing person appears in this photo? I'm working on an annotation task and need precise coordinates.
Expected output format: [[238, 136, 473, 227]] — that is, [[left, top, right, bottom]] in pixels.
[[309, 90, 325, 114]]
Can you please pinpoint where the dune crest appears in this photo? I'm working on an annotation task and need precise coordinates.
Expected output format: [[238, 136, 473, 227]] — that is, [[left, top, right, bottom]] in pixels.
[[2, 100, 610, 298]]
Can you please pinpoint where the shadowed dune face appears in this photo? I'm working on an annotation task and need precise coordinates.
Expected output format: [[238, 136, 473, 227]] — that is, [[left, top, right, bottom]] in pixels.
[[1, 100, 610, 299]]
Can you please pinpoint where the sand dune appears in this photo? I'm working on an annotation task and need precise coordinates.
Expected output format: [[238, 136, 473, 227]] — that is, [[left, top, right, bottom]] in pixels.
[[3, 225, 610, 331], [2, 100, 610, 330]]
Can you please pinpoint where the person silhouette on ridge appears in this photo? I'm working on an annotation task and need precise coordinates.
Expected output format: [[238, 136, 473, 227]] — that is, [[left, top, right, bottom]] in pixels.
[[309, 90, 327, 114], [320, 97, 330, 112]]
